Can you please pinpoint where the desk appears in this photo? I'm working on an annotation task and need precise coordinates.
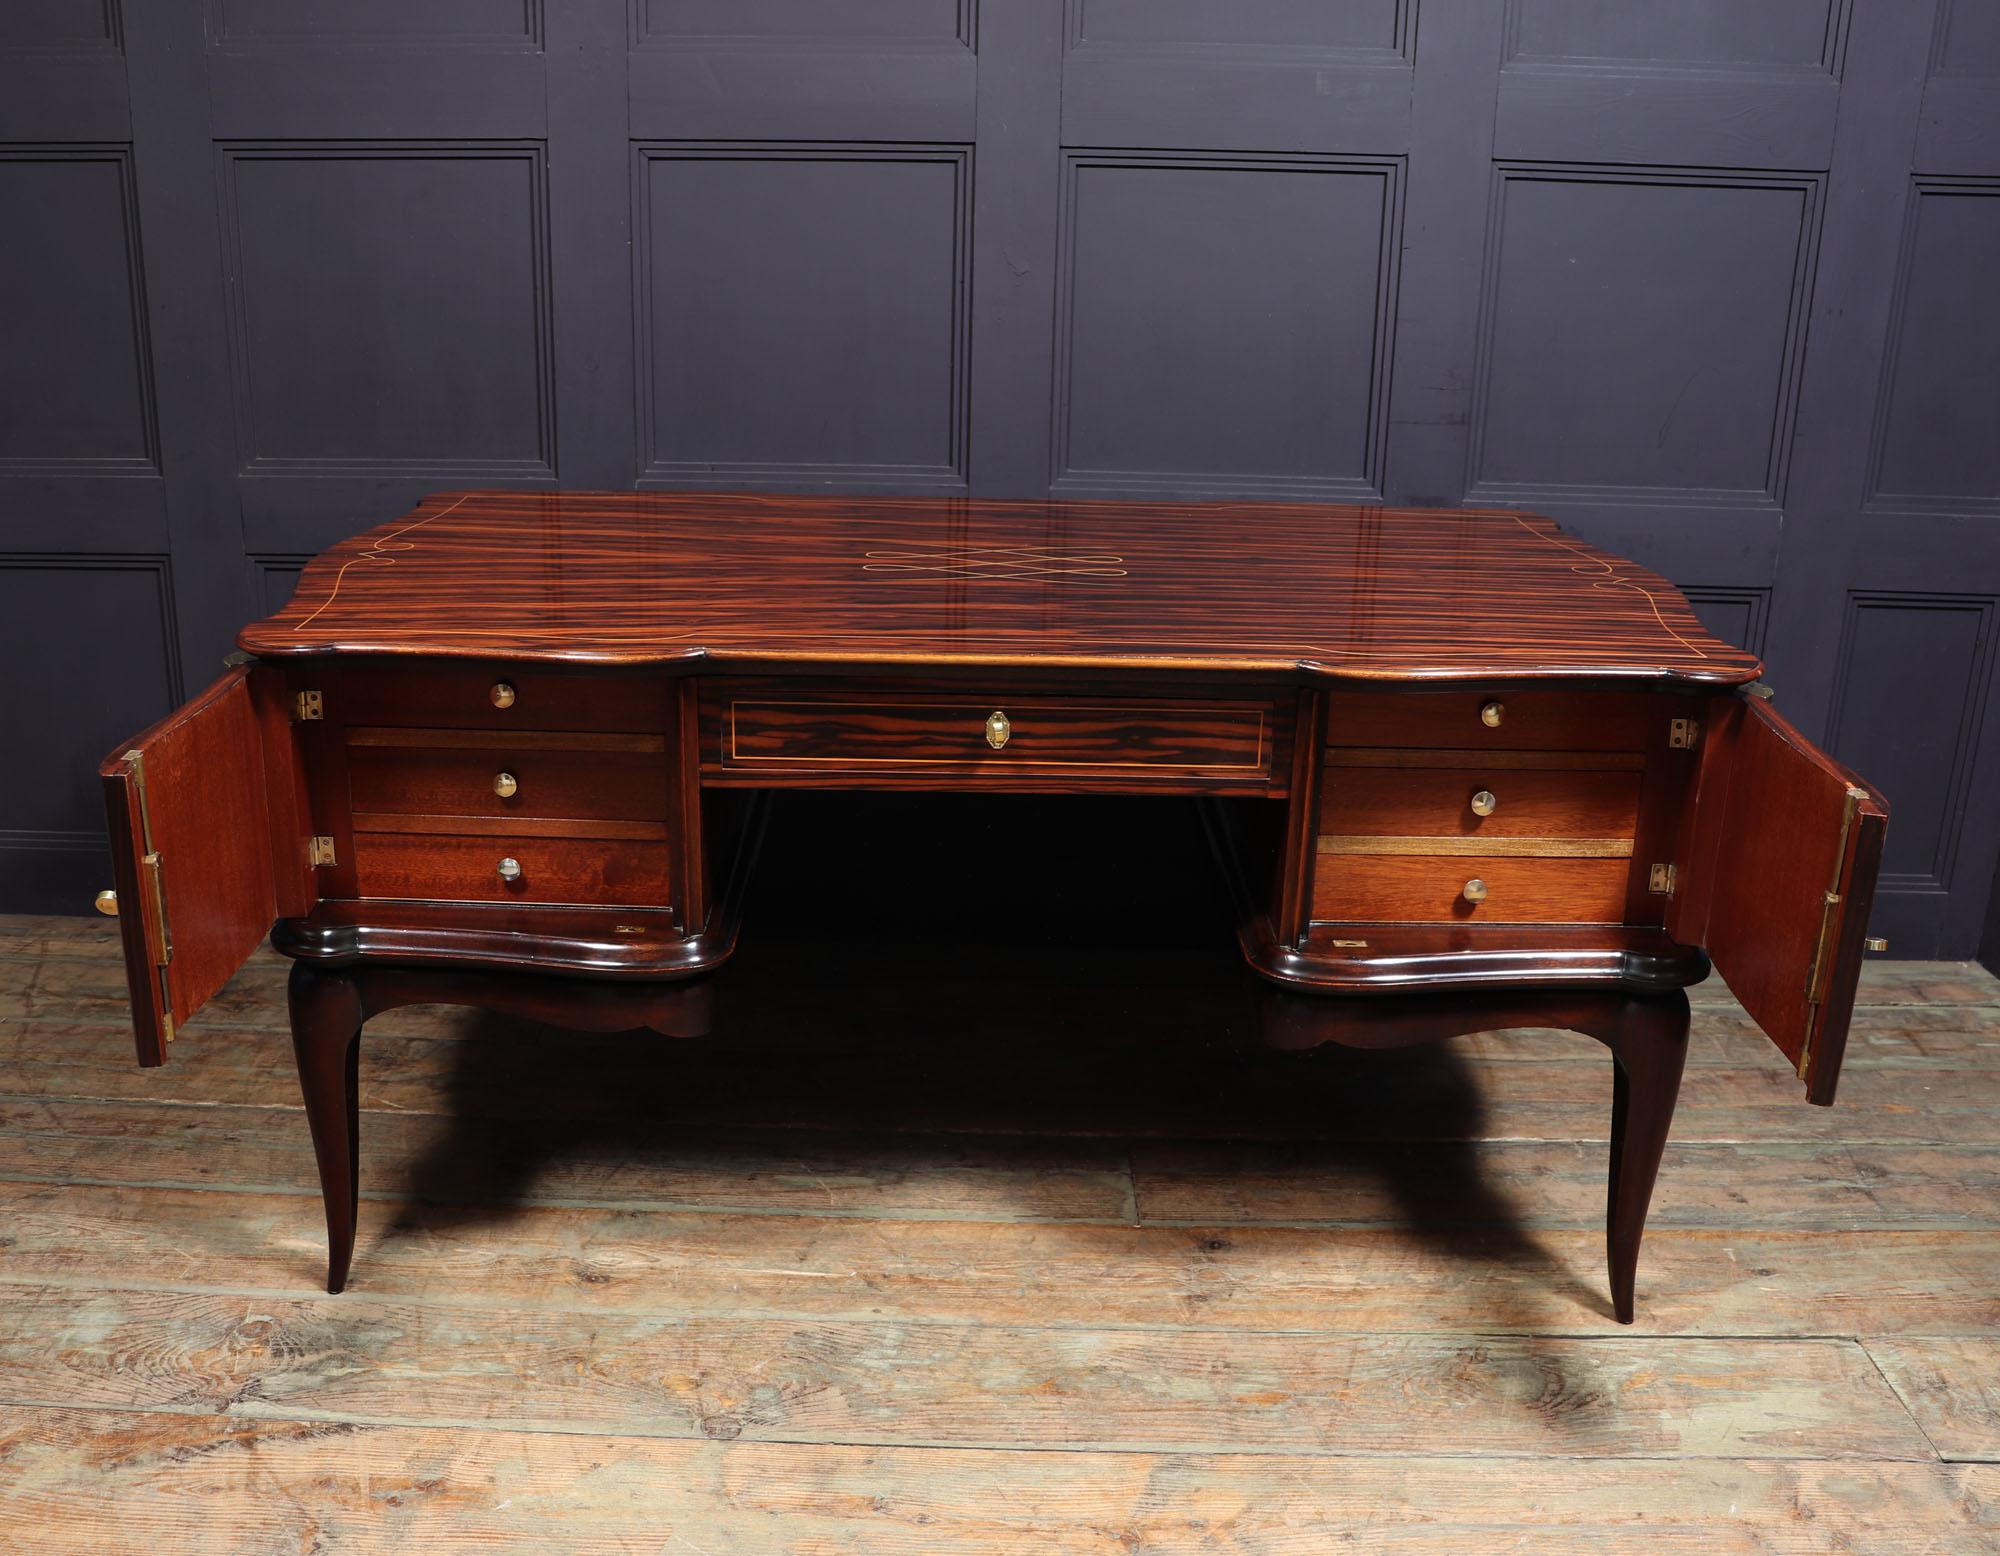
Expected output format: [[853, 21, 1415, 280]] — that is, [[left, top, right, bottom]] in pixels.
[[97, 492, 1887, 1321]]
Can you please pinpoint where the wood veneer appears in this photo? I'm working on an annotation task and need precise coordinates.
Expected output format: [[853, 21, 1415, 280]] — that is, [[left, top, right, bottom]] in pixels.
[[239, 492, 1764, 685], [97, 493, 1888, 1318]]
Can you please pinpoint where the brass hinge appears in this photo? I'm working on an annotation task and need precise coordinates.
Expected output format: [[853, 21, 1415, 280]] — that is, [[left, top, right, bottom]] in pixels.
[[1647, 863, 1676, 895], [1668, 718, 1699, 749], [123, 749, 175, 1043], [295, 689, 323, 721], [1797, 784, 1869, 1083], [308, 836, 337, 867]]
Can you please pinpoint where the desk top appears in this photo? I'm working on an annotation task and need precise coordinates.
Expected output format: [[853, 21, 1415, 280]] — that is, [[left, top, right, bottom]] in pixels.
[[240, 491, 1761, 685]]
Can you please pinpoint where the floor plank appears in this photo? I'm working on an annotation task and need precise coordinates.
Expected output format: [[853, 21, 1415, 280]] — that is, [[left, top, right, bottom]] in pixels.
[[5, 1179, 2000, 1339], [1866, 1338, 2000, 1462], [6, 913, 1999, 1552], [2, 1407, 1990, 1556]]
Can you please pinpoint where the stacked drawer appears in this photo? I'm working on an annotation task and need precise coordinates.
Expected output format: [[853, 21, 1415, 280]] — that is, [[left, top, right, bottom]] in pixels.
[[331, 668, 675, 909], [1314, 691, 1653, 925]]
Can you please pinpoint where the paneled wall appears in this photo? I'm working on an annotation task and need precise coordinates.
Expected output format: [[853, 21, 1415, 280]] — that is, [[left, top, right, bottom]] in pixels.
[[3, 1, 1997, 954]]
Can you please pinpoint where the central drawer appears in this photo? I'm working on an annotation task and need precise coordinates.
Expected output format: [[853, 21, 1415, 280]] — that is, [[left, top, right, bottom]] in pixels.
[[701, 681, 1290, 793]]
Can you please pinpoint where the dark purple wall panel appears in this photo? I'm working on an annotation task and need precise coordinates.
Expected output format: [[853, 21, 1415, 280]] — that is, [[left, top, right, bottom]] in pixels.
[[3, 0, 1998, 954]]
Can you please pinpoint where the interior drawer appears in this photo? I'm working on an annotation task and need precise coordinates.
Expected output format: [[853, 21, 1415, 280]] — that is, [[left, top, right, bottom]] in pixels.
[[1320, 762, 1642, 841], [347, 732, 670, 822], [350, 830, 671, 908], [312, 665, 672, 733], [1326, 690, 1659, 751], [1313, 854, 1632, 924], [704, 684, 1286, 790]]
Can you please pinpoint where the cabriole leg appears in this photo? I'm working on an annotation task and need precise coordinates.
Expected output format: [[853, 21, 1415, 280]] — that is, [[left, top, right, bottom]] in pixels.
[[1598, 993, 1691, 1325], [287, 961, 365, 1294]]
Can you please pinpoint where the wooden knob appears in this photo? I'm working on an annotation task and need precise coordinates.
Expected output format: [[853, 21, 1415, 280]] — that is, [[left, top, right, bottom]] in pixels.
[[1480, 700, 1504, 728], [1462, 878, 1488, 904], [493, 772, 519, 798], [985, 710, 1011, 750], [1470, 789, 1497, 817], [497, 857, 522, 882], [94, 889, 118, 917], [490, 682, 516, 709]]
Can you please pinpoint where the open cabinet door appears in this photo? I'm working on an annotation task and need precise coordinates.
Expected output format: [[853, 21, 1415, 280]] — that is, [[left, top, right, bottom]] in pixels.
[[99, 668, 292, 1066], [1669, 694, 1888, 1105]]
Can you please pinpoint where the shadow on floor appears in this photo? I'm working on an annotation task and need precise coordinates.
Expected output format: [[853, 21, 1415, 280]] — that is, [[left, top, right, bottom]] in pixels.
[[376, 792, 1609, 1318]]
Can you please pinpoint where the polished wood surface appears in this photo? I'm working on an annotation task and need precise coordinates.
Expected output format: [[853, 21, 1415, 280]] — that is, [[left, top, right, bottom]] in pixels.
[[96, 494, 1888, 1315], [1668, 695, 1889, 1104], [240, 491, 1763, 684], [700, 677, 1289, 793]]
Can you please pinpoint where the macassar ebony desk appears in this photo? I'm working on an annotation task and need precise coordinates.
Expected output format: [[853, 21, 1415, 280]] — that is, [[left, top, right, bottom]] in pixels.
[[96, 492, 1887, 1321]]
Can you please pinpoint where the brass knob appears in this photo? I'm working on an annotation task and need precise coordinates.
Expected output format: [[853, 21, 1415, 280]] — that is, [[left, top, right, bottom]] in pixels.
[[94, 889, 118, 917], [493, 772, 519, 798], [1864, 937, 1889, 953], [985, 710, 1011, 750], [490, 682, 516, 709], [1462, 878, 1488, 904], [496, 857, 522, 883], [1480, 700, 1504, 728], [1470, 789, 1497, 817]]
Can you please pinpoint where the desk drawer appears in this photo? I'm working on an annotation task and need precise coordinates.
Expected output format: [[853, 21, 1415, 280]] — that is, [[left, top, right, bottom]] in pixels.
[[1313, 854, 1631, 924], [1321, 761, 1642, 842], [347, 731, 670, 822], [351, 830, 671, 908], [316, 665, 671, 734], [1326, 691, 1655, 751], [705, 684, 1286, 791]]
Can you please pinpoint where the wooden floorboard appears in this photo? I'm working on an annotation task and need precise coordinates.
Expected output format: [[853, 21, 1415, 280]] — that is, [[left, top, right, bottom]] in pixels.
[[3, 913, 1999, 1552]]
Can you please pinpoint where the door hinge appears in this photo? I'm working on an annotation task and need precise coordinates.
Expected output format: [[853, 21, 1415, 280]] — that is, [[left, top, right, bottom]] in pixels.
[[295, 689, 323, 721], [124, 749, 175, 1043], [1647, 863, 1676, 895], [308, 836, 337, 867], [1668, 718, 1699, 749]]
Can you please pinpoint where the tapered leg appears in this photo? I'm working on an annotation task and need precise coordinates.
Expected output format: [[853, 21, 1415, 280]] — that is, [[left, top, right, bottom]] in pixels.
[[1599, 994, 1690, 1324], [288, 962, 365, 1294]]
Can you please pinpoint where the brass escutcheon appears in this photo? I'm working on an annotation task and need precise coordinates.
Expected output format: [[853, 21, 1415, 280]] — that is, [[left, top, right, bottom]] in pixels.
[[985, 710, 1011, 750]]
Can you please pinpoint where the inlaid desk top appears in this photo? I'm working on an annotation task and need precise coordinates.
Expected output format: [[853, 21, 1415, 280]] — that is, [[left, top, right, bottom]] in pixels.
[[242, 491, 1762, 685]]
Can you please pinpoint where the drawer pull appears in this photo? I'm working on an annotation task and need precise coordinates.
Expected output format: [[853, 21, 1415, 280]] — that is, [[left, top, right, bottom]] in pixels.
[[492, 771, 519, 798], [1480, 700, 1504, 728], [1462, 878, 1488, 904], [490, 682, 517, 709], [1469, 788, 1497, 817], [985, 710, 1011, 750], [496, 857, 522, 883]]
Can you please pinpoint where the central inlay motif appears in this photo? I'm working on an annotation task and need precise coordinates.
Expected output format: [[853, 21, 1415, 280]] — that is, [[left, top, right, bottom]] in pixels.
[[861, 544, 1128, 584]]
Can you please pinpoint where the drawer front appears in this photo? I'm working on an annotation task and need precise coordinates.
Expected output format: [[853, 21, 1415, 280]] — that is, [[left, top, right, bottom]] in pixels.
[[1321, 763, 1642, 841], [348, 733, 670, 822], [351, 831, 671, 908], [1313, 855, 1631, 924], [706, 687, 1285, 790], [1326, 691, 1656, 751], [316, 665, 671, 734]]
